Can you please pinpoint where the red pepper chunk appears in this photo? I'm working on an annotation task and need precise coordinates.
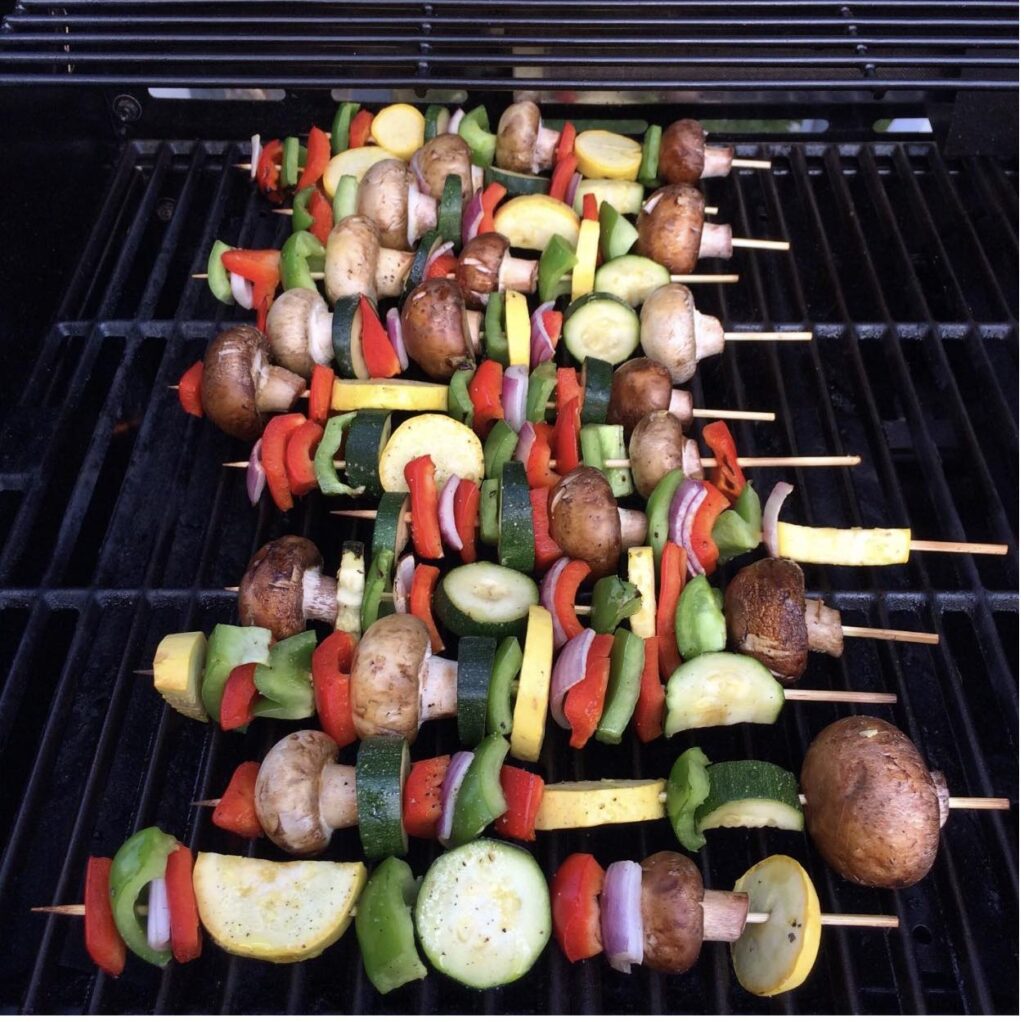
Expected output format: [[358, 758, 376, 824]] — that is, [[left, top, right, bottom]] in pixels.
[[702, 420, 746, 503], [212, 761, 264, 839], [494, 765, 545, 841], [551, 852, 604, 963], [177, 361, 204, 418], [255, 138, 283, 201], [285, 419, 324, 497], [312, 630, 357, 748], [563, 632, 613, 748], [297, 126, 331, 192], [219, 663, 259, 732], [553, 396, 580, 475], [657, 541, 685, 680], [582, 192, 599, 222], [553, 558, 591, 641], [221, 248, 281, 331], [405, 455, 444, 560], [165, 846, 202, 964], [555, 122, 577, 164], [542, 310, 563, 348], [555, 366, 581, 412], [261, 413, 307, 511], [308, 364, 335, 426], [83, 857, 126, 977], [426, 251, 458, 280], [402, 755, 451, 839], [453, 479, 480, 564], [526, 421, 560, 489], [349, 109, 374, 148], [307, 188, 333, 245], [479, 182, 507, 234], [468, 360, 504, 436], [632, 635, 665, 743], [691, 482, 730, 575], [410, 564, 445, 653], [529, 488, 562, 572], [549, 155, 578, 204], [359, 295, 401, 379]]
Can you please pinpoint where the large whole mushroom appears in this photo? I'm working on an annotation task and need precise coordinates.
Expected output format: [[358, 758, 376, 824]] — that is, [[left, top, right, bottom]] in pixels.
[[265, 287, 333, 379], [658, 118, 735, 185], [400, 278, 477, 381], [494, 101, 560, 174], [455, 233, 538, 309], [628, 411, 704, 499], [607, 357, 696, 438], [639, 283, 725, 385], [324, 214, 415, 304], [411, 133, 475, 203], [636, 184, 732, 275], [357, 158, 437, 250]]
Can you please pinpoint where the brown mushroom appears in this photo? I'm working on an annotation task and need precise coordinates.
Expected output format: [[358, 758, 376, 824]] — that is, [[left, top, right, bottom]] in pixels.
[[548, 467, 623, 578], [639, 284, 726, 385], [629, 411, 683, 499], [800, 716, 943, 888], [254, 730, 357, 856], [237, 536, 337, 641], [639, 852, 705, 974], [607, 357, 673, 438], [357, 158, 413, 250], [324, 214, 381, 304], [265, 288, 329, 379], [658, 119, 707, 185], [412, 133, 474, 203], [400, 278, 474, 381], [495, 100, 559, 174], [456, 233, 536, 308], [636, 184, 705, 275]]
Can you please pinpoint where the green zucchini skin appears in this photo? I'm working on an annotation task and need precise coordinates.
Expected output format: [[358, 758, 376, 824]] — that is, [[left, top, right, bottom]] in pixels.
[[433, 562, 539, 640], [457, 636, 497, 747], [356, 737, 411, 860]]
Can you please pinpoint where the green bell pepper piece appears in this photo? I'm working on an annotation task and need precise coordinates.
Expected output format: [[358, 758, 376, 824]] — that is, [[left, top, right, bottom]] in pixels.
[[646, 468, 683, 572], [361, 548, 395, 633], [486, 635, 523, 736], [538, 235, 577, 303], [676, 575, 727, 661], [281, 230, 326, 292], [525, 360, 557, 423], [355, 857, 427, 994], [590, 576, 642, 634], [484, 291, 508, 364], [252, 630, 317, 720], [483, 420, 518, 479], [332, 173, 358, 223], [201, 624, 272, 722], [666, 747, 712, 852], [109, 827, 180, 967], [712, 483, 763, 563], [458, 105, 497, 168], [447, 368, 474, 427], [292, 185, 315, 234], [332, 102, 361, 154], [638, 124, 662, 188], [281, 136, 305, 189], [479, 478, 500, 546], [314, 412, 365, 496], [449, 733, 509, 847], [595, 628, 644, 744], [206, 240, 234, 304], [580, 423, 633, 498]]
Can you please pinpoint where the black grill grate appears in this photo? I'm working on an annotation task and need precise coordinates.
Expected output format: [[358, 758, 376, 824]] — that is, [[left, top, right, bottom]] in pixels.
[[0, 132, 1018, 1013], [0, 1, 1018, 91]]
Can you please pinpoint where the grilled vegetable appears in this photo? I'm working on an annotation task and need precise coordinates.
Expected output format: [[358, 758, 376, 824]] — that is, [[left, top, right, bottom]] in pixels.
[[378, 414, 484, 492], [509, 606, 553, 762], [153, 632, 208, 722], [775, 523, 912, 565], [434, 561, 538, 639], [563, 292, 639, 366], [493, 194, 581, 252], [534, 779, 666, 830], [696, 761, 804, 834]]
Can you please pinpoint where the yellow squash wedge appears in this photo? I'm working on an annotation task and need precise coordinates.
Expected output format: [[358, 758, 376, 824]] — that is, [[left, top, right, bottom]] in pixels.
[[504, 290, 531, 366], [370, 103, 425, 161], [573, 130, 643, 181], [510, 605, 553, 763], [331, 378, 448, 413], [627, 546, 656, 638], [323, 146, 395, 196], [152, 631, 208, 721], [535, 779, 666, 830], [571, 219, 600, 301], [493, 194, 580, 252], [776, 523, 912, 565], [378, 414, 484, 492]]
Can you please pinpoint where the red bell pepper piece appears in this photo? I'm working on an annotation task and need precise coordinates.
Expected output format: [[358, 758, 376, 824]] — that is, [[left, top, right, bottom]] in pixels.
[[454, 479, 480, 564], [553, 558, 591, 641], [468, 359, 505, 436], [582, 192, 599, 222], [526, 421, 560, 489], [177, 361, 204, 418], [553, 395, 580, 475], [255, 138, 283, 201], [551, 852, 604, 963], [312, 630, 357, 748], [285, 419, 324, 498], [479, 182, 507, 234], [411, 563, 445, 653], [405, 455, 444, 560], [555, 366, 581, 412], [542, 310, 563, 348], [494, 765, 545, 841], [632, 635, 665, 743], [657, 541, 685, 680], [549, 155, 578, 203], [221, 248, 281, 331], [689, 481, 730, 575], [261, 413, 307, 511], [308, 364, 335, 426], [359, 295, 402, 379], [211, 761, 264, 839], [402, 755, 451, 839], [702, 420, 746, 503], [555, 122, 577, 165], [349, 109, 374, 148], [563, 632, 613, 748], [83, 857, 126, 977], [165, 846, 202, 964], [530, 487, 562, 571], [219, 663, 259, 732], [297, 126, 331, 192], [307, 188, 333, 245], [426, 251, 458, 280]]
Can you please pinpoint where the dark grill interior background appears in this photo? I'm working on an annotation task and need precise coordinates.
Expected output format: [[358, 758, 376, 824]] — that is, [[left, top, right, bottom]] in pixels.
[[0, 0, 1017, 1015]]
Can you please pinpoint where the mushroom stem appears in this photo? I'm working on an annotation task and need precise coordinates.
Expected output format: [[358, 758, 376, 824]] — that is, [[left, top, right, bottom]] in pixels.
[[320, 763, 359, 830], [255, 365, 306, 413], [931, 771, 950, 828], [302, 569, 339, 625], [464, 310, 483, 356], [694, 310, 726, 361], [408, 188, 438, 242], [667, 388, 695, 427], [698, 221, 734, 261], [701, 889, 751, 942], [499, 253, 539, 295], [420, 655, 458, 722], [534, 124, 561, 171], [618, 509, 649, 549], [701, 145, 735, 179], [805, 599, 844, 658], [376, 248, 417, 299]]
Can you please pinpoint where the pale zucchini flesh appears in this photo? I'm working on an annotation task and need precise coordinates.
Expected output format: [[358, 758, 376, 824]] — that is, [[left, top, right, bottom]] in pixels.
[[699, 798, 804, 832], [563, 295, 640, 365], [335, 546, 366, 635], [594, 255, 671, 307], [152, 631, 208, 721], [534, 778, 666, 830], [573, 179, 645, 217], [378, 414, 484, 492], [775, 522, 912, 566]]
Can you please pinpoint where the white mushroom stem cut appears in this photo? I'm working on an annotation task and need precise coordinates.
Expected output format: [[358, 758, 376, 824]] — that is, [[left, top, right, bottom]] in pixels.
[[701, 890, 752, 942], [320, 763, 358, 830], [471, 164, 484, 191], [255, 364, 307, 413], [302, 569, 339, 624], [931, 771, 950, 828], [694, 310, 726, 361], [534, 124, 561, 172], [376, 248, 417, 298], [407, 185, 439, 248], [701, 146, 734, 179], [668, 389, 695, 424], [498, 253, 539, 294], [464, 310, 483, 356], [698, 222, 734, 261], [420, 655, 458, 722], [618, 509, 649, 548], [308, 301, 334, 365]]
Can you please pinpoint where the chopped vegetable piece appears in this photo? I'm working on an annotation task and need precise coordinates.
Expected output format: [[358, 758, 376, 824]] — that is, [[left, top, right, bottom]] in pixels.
[[551, 853, 604, 963], [590, 575, 642, 635], [626, 546, 656, 639], [219, 663, 259, 732], [152, 630, 208, 722], [530, 487, 562, 571], [504, 290, 531, 367], [402, 755, 451, 840], [349, 109, 374, 148], [657, 540, 685, 680], [509, 605, 553, 763], [574, 130, 643, 180], [554, 558, 591, 642], [255, 138, 283, 200], [307, 365, 335, 426], [448, 367, 475, 427], [359, 295, 402, 378], [703, 421, 746, 503], [284, 418, 324, 498], [469, 359, 505, 436], [370, 103, 426, 161], [665, 747, 712, 851], [449, 733, 509, 847], [177, 360, 204, 418], [453, 478, 480, 563], [525, 421, 560, 490], [479, 181, 506, 234], [486, 635, 524, 736], [201, 624, 271, 724], [494, 765, 545, 841], [297, 125, 331, 192], [549, 154, 579, 203], [689, 482, 731, 575], [312, 630, 357, 748], [307, 188, 333, 245], [595, 628, 644, 744], [713, 482, 762, 563], [553, 396, 581, 475], [538, 234, 577, 303], [411, 563, 444, 652], [562, 632, 614, 748], [262, 413, 307, 511], [165, 846, 202, 964], [405, 454, 444, 560], [632, 635, 665, 742], [555, 122, 577, 163], [676, 575, 727, 661], [314, 412, 364, 497], [252, 631, 316, 721], [361, 548, 394, 634], [458, 105, 497, 167], [84, 857, 126, 977], [221, 248, 280, 330], [206, 240, 234, 305], [331, 102, 360, 154], [212, 761, 263, 839], [280, 230, 325, 293]]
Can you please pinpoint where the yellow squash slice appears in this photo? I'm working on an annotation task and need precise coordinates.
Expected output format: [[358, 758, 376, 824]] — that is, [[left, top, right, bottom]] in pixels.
[[493, 195, 580, 252], [573, 130, 643, 180], [535, 779, 667, 830], [378, 414, 484, 491], [627, 546, 657, 639], [331, 378, 448, 413], [504, 290, 531, 366], [323, 147, 395, 196], [571, 219, 600, 301], [370, 103, 425, 161], [510, 605, 553, 763], [152, 631, 208, 722], [776, 523, 912, 565]]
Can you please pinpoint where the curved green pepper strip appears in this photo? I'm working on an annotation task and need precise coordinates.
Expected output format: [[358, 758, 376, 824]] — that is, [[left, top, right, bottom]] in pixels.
[[525, 360, 557, 423], [595, 628, 645, 744], [331, 101, 360, 154], [281, 230, 326, 292], [589, 575, 642, 634], [646, 468, 684, 572], [712, 482, 763, 564], [458, 105, 497, 168], [361, 548, 395, 633], [449, 733, 509, 847], [538, 235, 577, 303], [666, 747, 712, 852], [281, 137, 307, 189], [292, 185, 315, 234], [206, 240, 234, 305], [486, 635, 523, 736], [314, 412, 366, 496], [484, 291, 508, 364], [253, 630, 317, 720], [332, 174, 358, 223], [109, 827, 180, 967], [447, 368, 474, 427], [676, 575, 727, 661]]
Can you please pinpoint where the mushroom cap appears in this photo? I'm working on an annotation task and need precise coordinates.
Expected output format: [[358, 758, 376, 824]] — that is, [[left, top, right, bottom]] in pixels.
[[640, 851, 705, 974], [412, 133, 474, 203], [255, 730, 339, 856], [238, 536, 323, 641], [200, 324, 269, 441], [324, 214, 381, 304], [495, 101, 542, 174], [636, 184, 705, 276], [456, 233, 509, 308], [628, 410, 683, 498], [607, 357, 674, 438], [640, 283, 698, 384], [658, 119, 706, 185], [265, 288, 326, 379], [400, 278, 474, 381], [724, 558, 809, 684], [350, 613, 430, 742], [801, 716, 941, 889], [357, 158, 412, 251], [549, 467, 622, 578]]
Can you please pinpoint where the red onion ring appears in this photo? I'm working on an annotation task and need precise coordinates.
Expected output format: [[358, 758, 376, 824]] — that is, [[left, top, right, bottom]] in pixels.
[[246, 439, 266, 506], [438, 474, 462, 552], [669, 480, 707, 576], [462, 189, 485, 247], [565, 171, 583, 209], [230, 271, 254, 310], [529, 300, 557, 369], [437, 750, 474, 845], [540, 557, 570, 649], [249, 134, 261, 181], [385, 307, 409, 371], [146, 878, 172, 952], [514, 421, 536, 466], [393, 553, 416, 614], [763, 481, 794, 558], [502, 365, 529, 434], [448, 108, 465, 135], [600, 861, 644, 974], [550, 628, 595, 729]]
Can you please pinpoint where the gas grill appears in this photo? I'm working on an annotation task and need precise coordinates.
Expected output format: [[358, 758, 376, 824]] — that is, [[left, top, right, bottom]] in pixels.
[[0, 1, 1017, 1014]]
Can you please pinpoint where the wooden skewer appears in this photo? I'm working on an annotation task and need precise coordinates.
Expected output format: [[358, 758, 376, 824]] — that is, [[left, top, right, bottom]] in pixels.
[[731, 158, 774, 171], [795, 793, 1009, 812], [731, 238, 791, 252], [908, 539, 1008, 556], [723, 331, 812, 342], [191, 271, 741, 285], [274, 205, 721, 218], [785, 689, 897, 705], [840, 625, 939, 645]]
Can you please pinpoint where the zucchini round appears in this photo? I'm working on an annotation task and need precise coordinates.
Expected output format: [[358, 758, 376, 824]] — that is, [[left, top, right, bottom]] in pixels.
[[484, 164, 550, 196], [434, 562, 538, 639], [563, 291, 639, 365]]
